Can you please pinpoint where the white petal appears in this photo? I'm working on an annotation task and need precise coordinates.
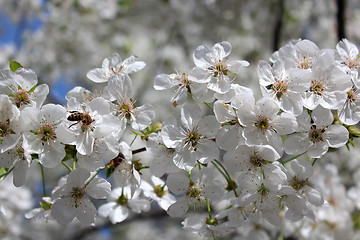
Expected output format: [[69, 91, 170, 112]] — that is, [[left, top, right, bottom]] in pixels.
[[51, 198, 76, 224], [325, 125, 349, 148], [13, 160, 29, 187], [167, 197, 189, 217], [166, 173, 189, 195], [109, 205, 128, 224], [75, 198, 96, 225], [154, 74, 176, 90], [86, 68, 107, 83]]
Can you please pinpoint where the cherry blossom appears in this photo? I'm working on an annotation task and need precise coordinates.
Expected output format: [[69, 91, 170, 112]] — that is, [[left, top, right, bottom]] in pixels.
[[87, 53, 146, 83], [161, 103, 220, 171], [51, 168, 111, 225], [192, 41, 249, 94], [98, 186, 150, 224], [284, 106, 349, 158]]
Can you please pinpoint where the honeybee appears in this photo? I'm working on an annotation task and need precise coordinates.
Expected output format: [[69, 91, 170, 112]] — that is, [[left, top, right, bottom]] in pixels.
[[67, 111, 93, 129]]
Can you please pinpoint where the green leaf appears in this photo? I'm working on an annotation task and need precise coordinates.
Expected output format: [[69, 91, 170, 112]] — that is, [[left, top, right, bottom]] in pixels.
[[9, 58, 23, 72], [106, 166, 115, 178], [28, 84, 37, 93], [62, 145, 77, 162], [0, 167, 7, 177], [0, 167, 10, 182]]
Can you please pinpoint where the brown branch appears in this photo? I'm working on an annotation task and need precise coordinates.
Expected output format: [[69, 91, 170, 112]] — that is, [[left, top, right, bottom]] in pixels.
[[132, 147, 147, 155], [336, 0, 347, 41]]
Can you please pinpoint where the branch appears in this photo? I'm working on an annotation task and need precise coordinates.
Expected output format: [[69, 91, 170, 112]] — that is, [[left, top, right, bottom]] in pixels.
[[336, 0, 347, 40], [273, 0, 284, 51]]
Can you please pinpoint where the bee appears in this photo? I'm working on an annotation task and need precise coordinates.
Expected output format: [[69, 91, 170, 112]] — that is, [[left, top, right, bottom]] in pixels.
[[67, 111, 93, 129]]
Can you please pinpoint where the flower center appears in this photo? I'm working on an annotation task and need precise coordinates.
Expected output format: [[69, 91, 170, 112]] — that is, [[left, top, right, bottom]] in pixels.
[[290, 176, 308, 191], [297, 56, 313, 69], [308, 126, 325, 143], [71, 187, 86, 208], [257, 183, 269, 203], [345, 57, 360, 69], [179, 73, 190, 87], [249, 153, 265, 169], [186, 185, 202, 201], [6, 145, 26, 162], [15, 89, 30, 108], [210, 60, 229, 77], [347, 88, 357, 103], [271, 80, 288, 100], [111, 66, 123, 76], [254, 116, 271, 132], [37, 124, 56, 142], [185, 127, 202, 150], [0, 120, 15, 142], [119, 101, 135, 120], [310, 80, 325, 96]]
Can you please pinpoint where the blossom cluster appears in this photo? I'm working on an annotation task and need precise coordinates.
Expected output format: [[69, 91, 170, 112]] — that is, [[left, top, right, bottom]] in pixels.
[[1, 38, 360, 239]]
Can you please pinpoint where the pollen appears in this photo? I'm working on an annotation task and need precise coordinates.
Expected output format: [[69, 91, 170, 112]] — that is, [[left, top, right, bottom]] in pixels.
[[185, 126, 202, 149], [14, 89, 31, 108], [249, 153, 265, 169], [0, 121, 11, 139], [271, 80, 288, 100], [254, 115, 271, 133], [37, 123, 57, 142], [308, 126, 325, 143], [310, 80, 325, 96]]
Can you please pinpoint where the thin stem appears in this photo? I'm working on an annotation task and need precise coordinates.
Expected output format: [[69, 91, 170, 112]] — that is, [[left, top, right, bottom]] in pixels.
[[211, 161, 227, 180], [84, 168, 104, 188], [204, 102, 213, 111], [213, 159, 232, 180], [312, 158, 318, 166], [130, 135, 137, 147], [211, 160, 238, 197], [39, 161, 47, 197], [62, 162, 72, 172], [206, 198, 212, 219], [73, 159, 76, 170], [281, 153, 305, 165]]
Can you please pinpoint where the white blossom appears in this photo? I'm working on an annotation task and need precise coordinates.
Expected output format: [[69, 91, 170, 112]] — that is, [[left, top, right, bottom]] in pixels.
[[284, 106, 349, 158], [20, 104, 66, 168], [0, 94, 21, 153], [192, 41, 249, 94], [162, 103, 220, 171], [87, 53, 146, 83], [98, 185, 150, 224], [51, 168, 111, 225], [0, 68, 48, 110]]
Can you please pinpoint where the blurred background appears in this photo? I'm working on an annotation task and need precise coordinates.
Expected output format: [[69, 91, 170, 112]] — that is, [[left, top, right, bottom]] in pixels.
[[2, 0, 360, 118], [1, 0, 360, 239]]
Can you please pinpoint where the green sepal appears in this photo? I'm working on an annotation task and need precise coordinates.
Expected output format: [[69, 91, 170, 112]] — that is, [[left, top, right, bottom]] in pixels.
[[353, 209, 360, 230], [31, 153, 39, 160], [62, 145, 77, 162], [131, 122, 162, 141], [106, 166, 115, 178], [0, 167, 8, 181], [9, 58, 23, 72], [28, 84, 37, 93], [40, 201, 53, 211]]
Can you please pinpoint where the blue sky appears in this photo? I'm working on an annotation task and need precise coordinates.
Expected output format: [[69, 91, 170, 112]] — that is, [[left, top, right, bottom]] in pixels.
[[0, 9, 74, 104]]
